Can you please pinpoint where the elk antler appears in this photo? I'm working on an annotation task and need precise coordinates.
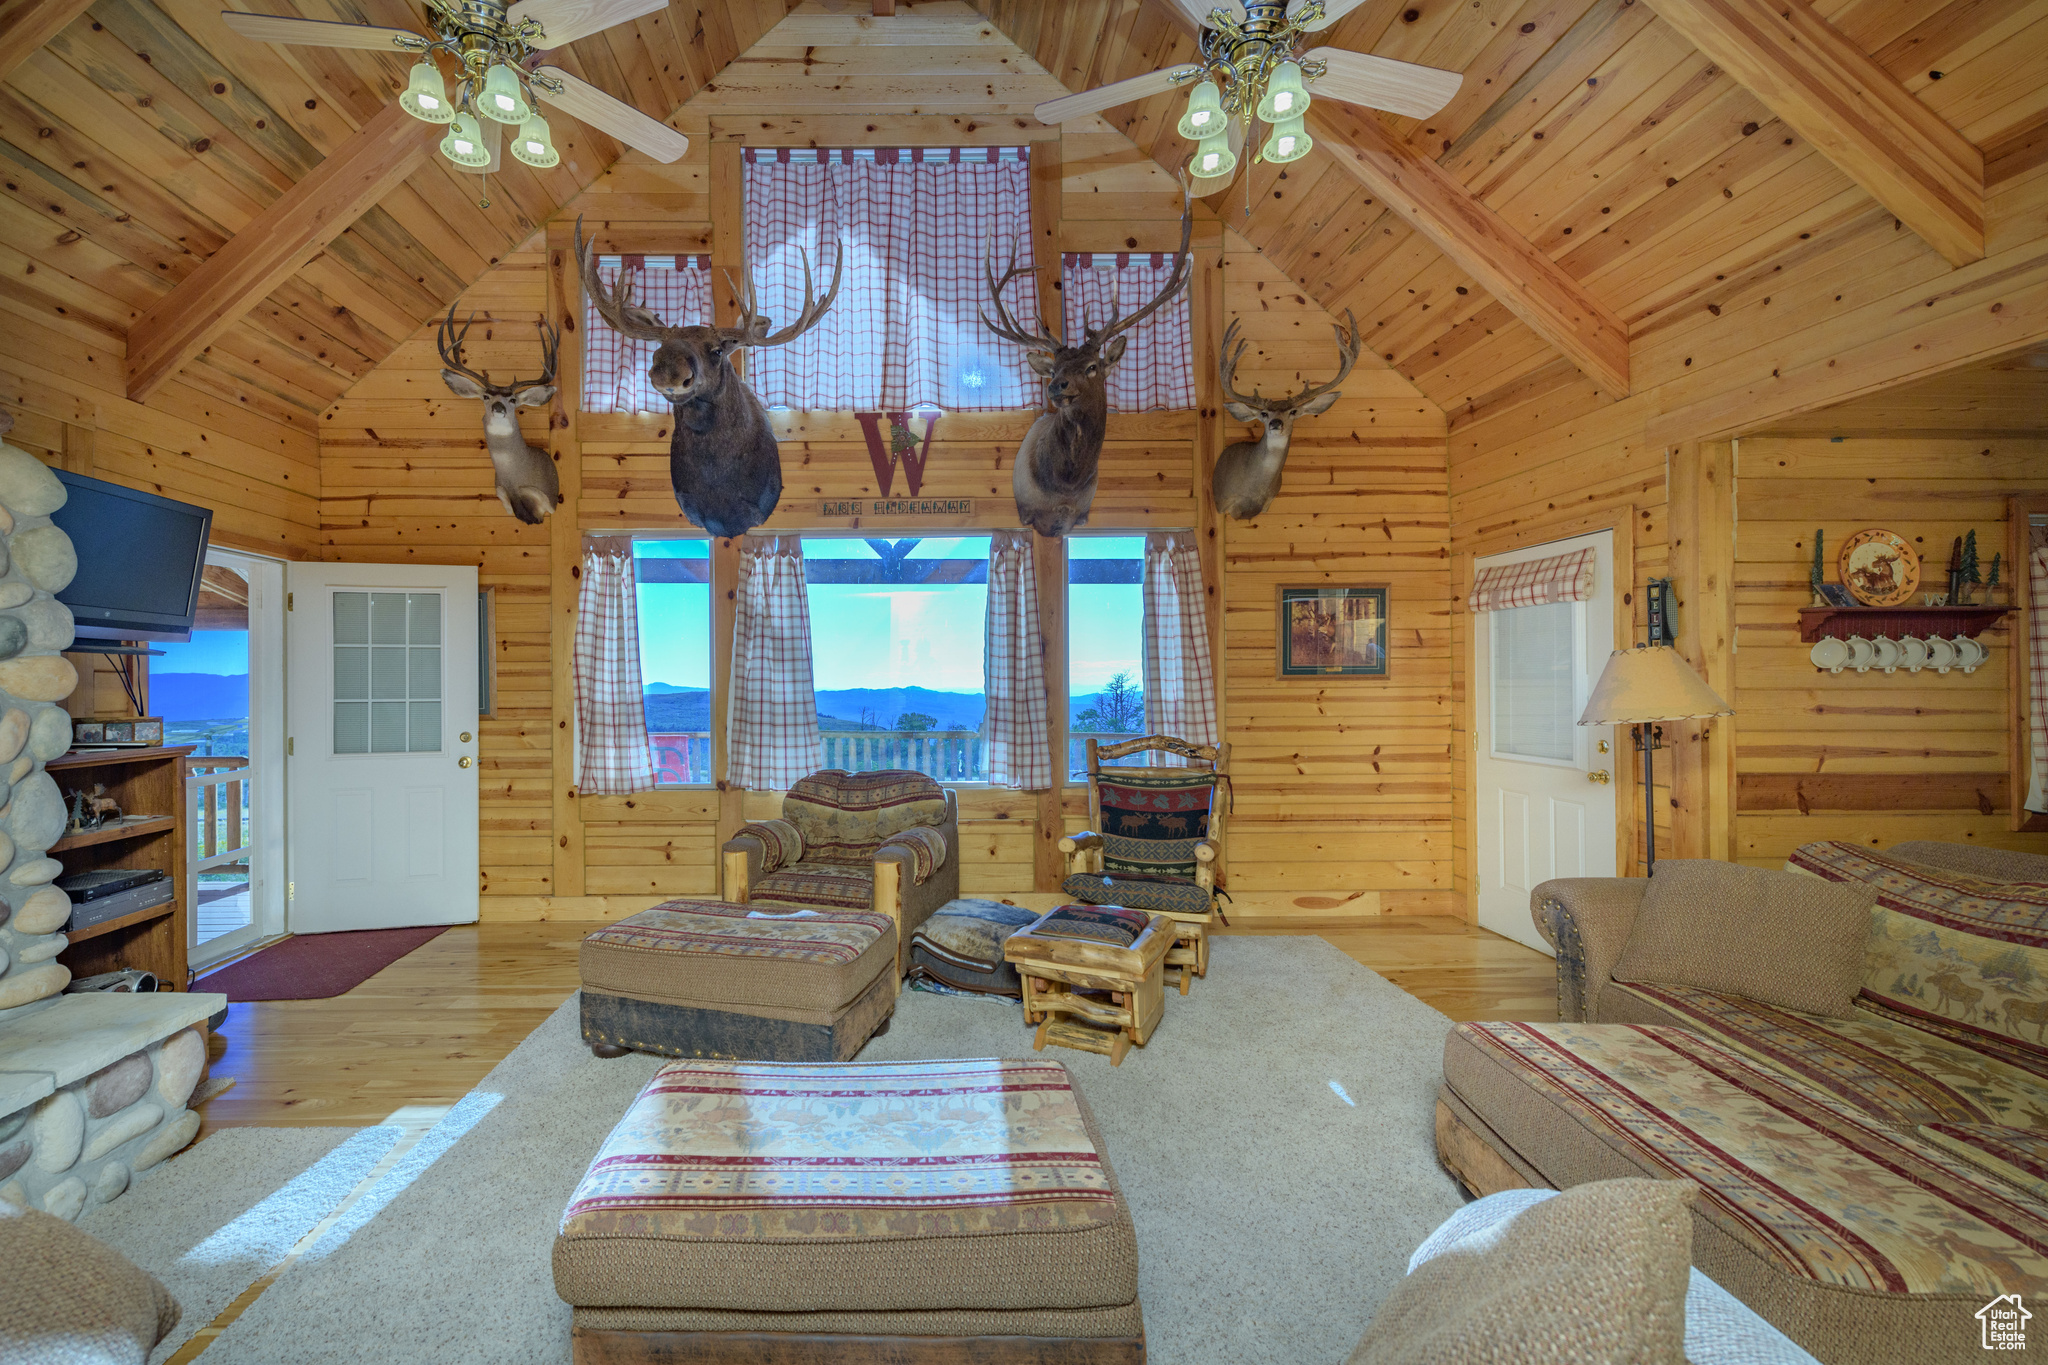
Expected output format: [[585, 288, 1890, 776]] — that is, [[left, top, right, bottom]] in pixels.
[[723, 241, 846, 349], [574, 216, 674, 342], [1219, 310, 1363, 414], [1090, 178, 1195, 351], [979, 227, 1063, 353]]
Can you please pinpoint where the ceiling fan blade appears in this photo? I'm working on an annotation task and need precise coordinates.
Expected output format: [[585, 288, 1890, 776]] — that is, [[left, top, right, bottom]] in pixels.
[[1301, 47, 1461, 119], [1169, 0, 1245, 27], [532, 66, 690, 163], [219, 11, 424, 50], [505, 0, 666, 49], [1034, 65, 1200, 126], [1297, 0, 1374, 31]]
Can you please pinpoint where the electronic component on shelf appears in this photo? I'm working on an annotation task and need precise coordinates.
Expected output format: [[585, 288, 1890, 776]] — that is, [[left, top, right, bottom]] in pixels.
[[64, 876, 174, 934], [56, 867, 168, 902]]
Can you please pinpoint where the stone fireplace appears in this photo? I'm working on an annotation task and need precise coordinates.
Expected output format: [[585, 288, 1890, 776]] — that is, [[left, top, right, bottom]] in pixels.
[[0, 414, 224, 1219]]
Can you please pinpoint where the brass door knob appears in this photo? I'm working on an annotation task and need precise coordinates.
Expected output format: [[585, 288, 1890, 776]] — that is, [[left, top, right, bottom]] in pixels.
[[459, 755, 473, 769], [460, 731, 472, 743], [1587, 769, 1610, 784]]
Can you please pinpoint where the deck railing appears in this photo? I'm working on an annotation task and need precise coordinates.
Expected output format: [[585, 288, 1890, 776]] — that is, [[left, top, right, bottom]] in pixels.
[[646, 728, 1145, 786]]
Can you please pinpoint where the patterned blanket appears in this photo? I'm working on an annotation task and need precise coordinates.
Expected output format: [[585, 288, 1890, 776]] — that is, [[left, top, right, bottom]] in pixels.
[[584, 901, 892, 966]]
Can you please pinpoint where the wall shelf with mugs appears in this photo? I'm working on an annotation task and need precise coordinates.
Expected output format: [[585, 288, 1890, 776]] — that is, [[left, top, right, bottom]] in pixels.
[[1798, 606, 2008, 675]]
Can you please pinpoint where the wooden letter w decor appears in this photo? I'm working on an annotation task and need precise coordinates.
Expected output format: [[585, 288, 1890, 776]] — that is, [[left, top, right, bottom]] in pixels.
[[855, 411, 938, 496]]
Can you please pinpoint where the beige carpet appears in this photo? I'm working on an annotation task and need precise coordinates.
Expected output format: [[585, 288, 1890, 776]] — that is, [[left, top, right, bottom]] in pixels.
[[195, 934, 1464, 1364]]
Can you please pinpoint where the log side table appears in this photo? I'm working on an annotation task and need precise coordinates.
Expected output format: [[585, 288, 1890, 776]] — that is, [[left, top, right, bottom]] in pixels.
[[1003, 906, 1171, 1066]]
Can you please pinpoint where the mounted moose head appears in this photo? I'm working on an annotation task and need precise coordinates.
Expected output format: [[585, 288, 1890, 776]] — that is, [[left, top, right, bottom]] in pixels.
[[1212, 311, 1362, 521], [575, 218, 843, 538], [437, 308, 562, 526], [980, 189, 1194, 538]]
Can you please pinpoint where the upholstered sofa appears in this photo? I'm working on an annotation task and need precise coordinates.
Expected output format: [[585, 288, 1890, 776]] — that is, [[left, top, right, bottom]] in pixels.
[[721, 769, 960, 974], [1435, 841, 2048, 1365]]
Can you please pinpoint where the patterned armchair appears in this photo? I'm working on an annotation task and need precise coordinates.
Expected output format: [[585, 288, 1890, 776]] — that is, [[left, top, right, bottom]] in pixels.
[[1060, 735, 1227, 991], [721, 769, 960, 975]]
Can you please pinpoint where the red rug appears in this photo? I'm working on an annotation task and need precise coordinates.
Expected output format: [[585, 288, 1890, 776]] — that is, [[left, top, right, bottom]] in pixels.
[[195, 926, 450, 1002]]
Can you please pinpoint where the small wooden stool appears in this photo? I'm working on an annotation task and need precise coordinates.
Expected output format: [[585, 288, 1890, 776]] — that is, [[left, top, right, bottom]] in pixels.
[[1004, 906, 1170, 1066]]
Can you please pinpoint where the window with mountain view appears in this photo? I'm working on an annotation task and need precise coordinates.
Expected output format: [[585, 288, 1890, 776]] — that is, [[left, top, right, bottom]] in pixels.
[[634, 539, 713, 786], [1067, 535, 1146, 778], [802, 537, 991, 781]]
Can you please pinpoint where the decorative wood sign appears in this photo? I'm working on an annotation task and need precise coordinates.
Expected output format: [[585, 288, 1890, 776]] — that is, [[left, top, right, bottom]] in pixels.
[[816, 499, 979, 519], [854, 411, 939, 496]]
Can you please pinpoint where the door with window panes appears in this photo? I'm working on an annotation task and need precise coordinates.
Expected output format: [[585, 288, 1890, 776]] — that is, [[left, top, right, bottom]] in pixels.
[[285, 563, 480, 932]]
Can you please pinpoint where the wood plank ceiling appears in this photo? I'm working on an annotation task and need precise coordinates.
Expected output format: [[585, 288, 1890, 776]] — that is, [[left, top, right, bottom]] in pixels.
[[973, 0, 2048, 428], [6, 0, 2047, 438], [1, 0, 796, 435]]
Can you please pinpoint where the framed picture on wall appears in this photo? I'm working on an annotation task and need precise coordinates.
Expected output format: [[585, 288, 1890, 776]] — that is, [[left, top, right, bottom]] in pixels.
[[1277, 585, 1390, 678]]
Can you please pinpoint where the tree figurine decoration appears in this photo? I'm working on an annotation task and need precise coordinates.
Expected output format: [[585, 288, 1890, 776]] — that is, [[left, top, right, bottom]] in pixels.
[[1810, 528, 1826, 604], [1960, 529, 1982, 604], [1989, 552, 2003, 602]]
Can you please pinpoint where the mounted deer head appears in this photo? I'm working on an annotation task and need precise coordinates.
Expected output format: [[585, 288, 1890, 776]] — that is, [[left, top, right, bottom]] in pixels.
[[1211, 311, 1362, 520], [981, 185, 1194, 538], [575, 217, 843, 538], [438, 308, 562, 526]]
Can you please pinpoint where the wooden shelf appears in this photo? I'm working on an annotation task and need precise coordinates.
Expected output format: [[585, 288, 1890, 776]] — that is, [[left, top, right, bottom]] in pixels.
[[65, 899, 176, 945], [49, 745, 194, 771], [1797, 604, 2012, 643], [49, 815, 175, 853]]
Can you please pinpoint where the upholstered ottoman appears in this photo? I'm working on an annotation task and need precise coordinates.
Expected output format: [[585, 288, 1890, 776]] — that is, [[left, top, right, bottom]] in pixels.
[[579, 901, 896, 1063], [554, 1057, 1145, 1363]]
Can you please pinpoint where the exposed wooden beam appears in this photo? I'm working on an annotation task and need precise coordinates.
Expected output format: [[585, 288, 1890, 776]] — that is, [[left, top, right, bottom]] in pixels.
[[872, 0, 895, 12], [1641, 0, 1983, 267], [1310, 104, 1630, 397], [125, 101, 433, 402], [0, 0, 95, 83]]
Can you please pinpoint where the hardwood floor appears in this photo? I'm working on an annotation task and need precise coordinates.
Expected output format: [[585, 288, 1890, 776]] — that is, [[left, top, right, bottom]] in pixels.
[[195, 918, 1555, 1136]]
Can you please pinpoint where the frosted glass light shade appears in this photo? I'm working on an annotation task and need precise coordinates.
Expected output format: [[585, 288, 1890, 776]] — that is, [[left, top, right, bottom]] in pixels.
[[510, 113, 559, 168], [479, 63, 531, 124], [1177, 80, 1224, 139], [399, 60, 454, 123], [1255, 61, 1310, 123], [1577, 645, 1732, 726], [440, 114, 491, 168], [1191, 128, 1237, 179], [1261, 114, 1311, 163]]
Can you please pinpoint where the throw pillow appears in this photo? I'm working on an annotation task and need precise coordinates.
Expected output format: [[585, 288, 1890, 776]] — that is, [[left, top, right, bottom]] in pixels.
[[1349, 1178, 1696, 1365], [0, 1202, 181, 1365], [1612, 859, 1874, 1018]]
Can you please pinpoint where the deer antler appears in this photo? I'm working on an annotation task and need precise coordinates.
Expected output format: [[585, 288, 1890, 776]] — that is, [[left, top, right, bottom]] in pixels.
[[437, 307, 493, 388], [722, 241, 847, 349], [1217, 317, 1267, 411], [1091, 178, 1195, 350], [1219, 310, 1363, 414], [509, 314, 561, 392], [979, 227, 1063, 352], [574, 215, 673, 342]]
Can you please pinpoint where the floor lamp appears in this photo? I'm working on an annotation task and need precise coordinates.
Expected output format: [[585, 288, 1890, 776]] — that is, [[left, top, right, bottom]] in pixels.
[[1578, 645, 1733, 875]]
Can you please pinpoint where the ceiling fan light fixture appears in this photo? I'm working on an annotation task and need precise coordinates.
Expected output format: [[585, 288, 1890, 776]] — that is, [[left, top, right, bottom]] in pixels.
[[1191, 128, 1237, 180], [400, 59, 454, 123], [1177, 79, 1224, 140], [511, 112, 559, 168], [440, 113, 492, 168], [1254, 61, 1310, 123], [1261, 114, 1312, 164], [480, 63, 531, 124]]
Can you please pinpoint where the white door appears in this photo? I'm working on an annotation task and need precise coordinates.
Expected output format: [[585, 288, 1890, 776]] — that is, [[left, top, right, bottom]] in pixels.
[[1473, 531, 1618, 953], [286, 563, 480, 933]]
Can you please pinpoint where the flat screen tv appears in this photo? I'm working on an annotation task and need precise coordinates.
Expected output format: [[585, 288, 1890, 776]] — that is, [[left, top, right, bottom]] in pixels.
[[47, 471, 213, 644]]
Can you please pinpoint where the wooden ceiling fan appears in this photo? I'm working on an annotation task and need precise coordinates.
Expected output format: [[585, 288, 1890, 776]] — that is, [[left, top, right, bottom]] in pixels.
[[219, 0, 691, 166], [1034, 1, 1460, 179]]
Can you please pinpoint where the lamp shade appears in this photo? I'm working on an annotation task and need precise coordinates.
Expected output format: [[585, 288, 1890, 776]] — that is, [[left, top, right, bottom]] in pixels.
[[399, 59, 454, 123], [1577, 645, 1732, 726], [1177, 80, 1224, 140], [1261, 114, 1311, 164], [479, 63, 531, 124], [1255, 61, 1310, 123], [1191, 127, 1237, 179], [510, 113, 559, 168], [439, 113, 492, 168]]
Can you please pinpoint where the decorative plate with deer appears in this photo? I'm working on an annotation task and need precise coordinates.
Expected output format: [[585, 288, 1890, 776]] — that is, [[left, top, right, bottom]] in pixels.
[[1837, 528, 1921, 607]]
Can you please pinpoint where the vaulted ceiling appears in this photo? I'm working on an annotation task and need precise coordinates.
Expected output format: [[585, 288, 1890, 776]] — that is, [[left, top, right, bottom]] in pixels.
[[4, 0, 2044, 438]]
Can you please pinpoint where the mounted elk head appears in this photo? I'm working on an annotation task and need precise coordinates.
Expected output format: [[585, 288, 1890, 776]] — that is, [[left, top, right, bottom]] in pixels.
[[575, 218, 843, 538], [1211, 311, 1362, 521], [981, 188, 1194, 538], [437, 308, 562, 526]]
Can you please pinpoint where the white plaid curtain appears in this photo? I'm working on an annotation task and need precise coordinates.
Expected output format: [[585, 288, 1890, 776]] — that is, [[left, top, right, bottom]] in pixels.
[[983, 530, 1053, 789], [582, 256, 713, 414], [1062, 253, 1195, 411], [742, 147, 1040, 411], [1142, 531, 1218, 766], [573, 544, 656, 796], [1469, 547, 1595, 611], [727, 535, 822, 790], [2029, 546, 2048, 812]]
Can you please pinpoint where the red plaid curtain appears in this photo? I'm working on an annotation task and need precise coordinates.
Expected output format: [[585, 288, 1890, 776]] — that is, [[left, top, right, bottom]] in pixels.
[[742, 148, 1039, 411], [983, 530, 1053, 789], [574, 544, 656, 795], [1062, 254, 1195, 411], [2030, 547, 2048, 812], [727, 535, 822, 790], [1468, 547, 1595, 612], [1143, 532, 1217, 766], [582, 256, 713, 414]]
